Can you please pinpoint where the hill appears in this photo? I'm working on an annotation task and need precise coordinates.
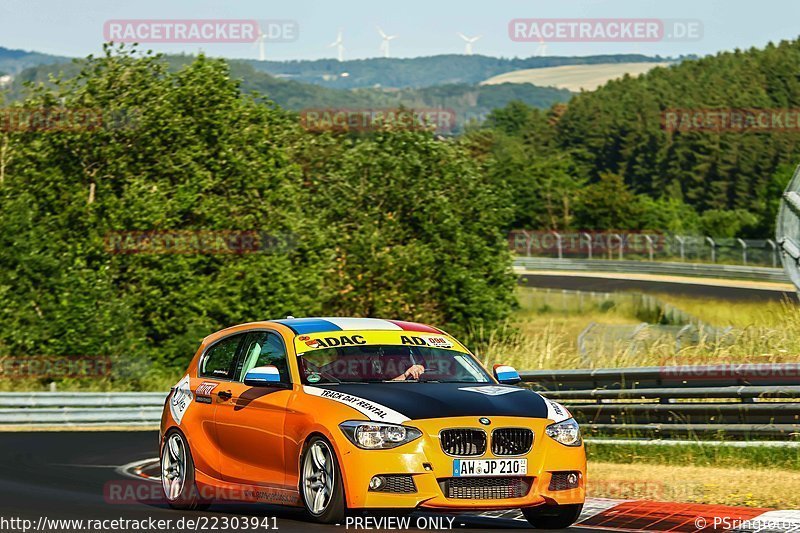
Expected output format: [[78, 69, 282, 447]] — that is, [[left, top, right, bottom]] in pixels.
[[476, 39, 800, 235], [4, 55, 571, 131], [246, 54, 669, 89], [0, 46, 70, 76], [481, 62, 673, 92]]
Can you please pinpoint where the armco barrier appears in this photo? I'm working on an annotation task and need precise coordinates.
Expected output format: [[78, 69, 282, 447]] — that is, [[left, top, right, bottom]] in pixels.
[[514, 257, 790, 283], [3, 367, 800, 436], [0, 392, 165, 425], [522, 364, 800, 437]]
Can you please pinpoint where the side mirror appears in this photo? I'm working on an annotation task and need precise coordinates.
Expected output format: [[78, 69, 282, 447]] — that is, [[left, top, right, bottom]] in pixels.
[[244, 365, 287, 387], [493, 364, 522, 385]]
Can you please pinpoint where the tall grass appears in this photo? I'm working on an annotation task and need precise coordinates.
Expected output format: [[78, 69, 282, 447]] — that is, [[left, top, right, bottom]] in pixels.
[[477, 288, 800, 371]]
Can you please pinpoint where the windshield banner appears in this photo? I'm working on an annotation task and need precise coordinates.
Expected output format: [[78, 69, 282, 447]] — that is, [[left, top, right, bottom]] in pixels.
[[293, 330, 468, 354]]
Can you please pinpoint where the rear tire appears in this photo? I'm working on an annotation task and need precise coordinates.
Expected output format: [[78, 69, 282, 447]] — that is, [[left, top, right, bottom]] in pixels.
[[522, 503, 583, 529], [160, 430, 210, 510], [300, 436, 346, 524]]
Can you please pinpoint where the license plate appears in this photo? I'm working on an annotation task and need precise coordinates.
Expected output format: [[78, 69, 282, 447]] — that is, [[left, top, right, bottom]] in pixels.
[[452, 458, 527, 477]]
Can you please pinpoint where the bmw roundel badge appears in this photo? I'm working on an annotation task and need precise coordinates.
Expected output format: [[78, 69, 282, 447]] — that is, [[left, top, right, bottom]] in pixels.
[[479, 417, 491, 426]]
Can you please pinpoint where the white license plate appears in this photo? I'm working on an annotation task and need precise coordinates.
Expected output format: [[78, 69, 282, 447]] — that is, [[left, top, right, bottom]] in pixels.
[[452, 458, 527, 477]]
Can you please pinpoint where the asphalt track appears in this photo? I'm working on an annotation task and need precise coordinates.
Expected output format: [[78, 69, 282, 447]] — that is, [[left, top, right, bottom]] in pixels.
[[519, 273, 796, 301], [0, 431, 600, 533]]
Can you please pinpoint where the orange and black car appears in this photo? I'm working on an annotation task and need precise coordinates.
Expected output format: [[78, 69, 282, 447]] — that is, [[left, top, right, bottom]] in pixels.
[[160, 317, 586, 529]]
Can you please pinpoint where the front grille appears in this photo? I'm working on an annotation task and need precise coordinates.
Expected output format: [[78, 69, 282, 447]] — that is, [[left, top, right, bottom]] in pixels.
[[491, 428, 534, 456], [440, 477, 533, 499], [370, 475, 417, 493], [440, 429, 486, 456]]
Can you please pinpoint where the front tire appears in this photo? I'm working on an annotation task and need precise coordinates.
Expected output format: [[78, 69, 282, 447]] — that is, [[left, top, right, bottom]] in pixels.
[[160, 430, 210, 510], [300, 436, 346, 524], [522, 503, 583, 529]]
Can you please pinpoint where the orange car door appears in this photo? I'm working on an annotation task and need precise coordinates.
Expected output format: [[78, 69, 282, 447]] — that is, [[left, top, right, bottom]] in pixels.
[[214, 330, 292, 488], [184, 332, 247, 479]]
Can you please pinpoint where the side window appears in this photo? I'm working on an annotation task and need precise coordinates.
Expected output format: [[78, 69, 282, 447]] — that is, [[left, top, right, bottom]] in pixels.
[[237, 331, 290, 383], [199, 334, 243, 379]]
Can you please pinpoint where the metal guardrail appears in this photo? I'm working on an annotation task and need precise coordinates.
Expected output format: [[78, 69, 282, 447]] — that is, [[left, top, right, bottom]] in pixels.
[[522, 365, 800, 437], [3, 367, 800, 437], [0, 392, 165, 425], [514, 257, 790, 283]]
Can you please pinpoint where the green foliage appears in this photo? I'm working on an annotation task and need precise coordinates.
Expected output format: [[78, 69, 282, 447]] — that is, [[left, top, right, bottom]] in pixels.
[[553, 40, 800, 235], [698, 209, 759, 238], [478, 40, 800, 235], [0, 46, 515, 386], [293, 129, 517, 335], [573, 173, 644, 230]]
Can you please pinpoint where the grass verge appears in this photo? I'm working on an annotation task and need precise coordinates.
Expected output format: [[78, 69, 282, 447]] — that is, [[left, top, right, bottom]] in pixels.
[[587, 441, 800, 472], [588, 461, 800, 507]]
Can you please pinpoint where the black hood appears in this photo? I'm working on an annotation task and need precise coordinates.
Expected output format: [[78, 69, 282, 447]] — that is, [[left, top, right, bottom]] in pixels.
[[312, 382, 549, 420]]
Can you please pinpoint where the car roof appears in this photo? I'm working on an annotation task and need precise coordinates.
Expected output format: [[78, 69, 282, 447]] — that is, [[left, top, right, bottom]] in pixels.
[[201, 317, 447, 346], [272, 317, 444, 335]]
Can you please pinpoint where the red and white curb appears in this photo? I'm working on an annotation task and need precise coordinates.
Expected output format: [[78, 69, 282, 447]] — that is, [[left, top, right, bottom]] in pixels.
[[121, 459, 800, 531], [482, 499, 800, 532]]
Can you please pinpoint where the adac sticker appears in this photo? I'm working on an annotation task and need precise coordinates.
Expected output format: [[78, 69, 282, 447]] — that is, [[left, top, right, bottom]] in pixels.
[[170, 375, 193, 424], [303, 335, 367, 349], [400, 335, 453, 349], [295, 330, 468, 354]]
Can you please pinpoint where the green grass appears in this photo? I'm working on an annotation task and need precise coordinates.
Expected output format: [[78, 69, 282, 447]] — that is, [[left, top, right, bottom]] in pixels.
[[587, 441, 800, 471], [477, 288, 800, 371]]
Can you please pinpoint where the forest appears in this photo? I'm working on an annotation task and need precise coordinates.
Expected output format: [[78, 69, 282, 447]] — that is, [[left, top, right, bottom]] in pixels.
[[472, 39, 800, 236], [1, 38, 797, 382]]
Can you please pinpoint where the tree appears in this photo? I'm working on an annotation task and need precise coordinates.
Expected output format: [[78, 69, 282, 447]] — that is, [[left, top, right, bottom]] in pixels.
[[293, 126, 517, 335], [573, 173, 645, 230], [0, 46, 518, 387]]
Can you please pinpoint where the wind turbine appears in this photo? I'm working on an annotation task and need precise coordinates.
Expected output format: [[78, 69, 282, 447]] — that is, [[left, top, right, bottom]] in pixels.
[[329, 29, 344, 62], [253, 31, 267, 61], [458, 33, 482, 56], [536, 35, 548, 57], [377, 26, 398, 58]]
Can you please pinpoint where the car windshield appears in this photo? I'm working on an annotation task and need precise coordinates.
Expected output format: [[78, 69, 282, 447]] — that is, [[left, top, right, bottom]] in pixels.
[[297, 344, 492, 384]]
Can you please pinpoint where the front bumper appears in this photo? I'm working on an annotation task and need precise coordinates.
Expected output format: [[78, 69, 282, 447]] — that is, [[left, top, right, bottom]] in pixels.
[[336, 416, 586, 510]]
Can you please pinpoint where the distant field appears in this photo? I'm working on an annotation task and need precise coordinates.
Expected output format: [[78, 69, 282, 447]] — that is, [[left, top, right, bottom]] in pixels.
[[481, 62, 672, 92]]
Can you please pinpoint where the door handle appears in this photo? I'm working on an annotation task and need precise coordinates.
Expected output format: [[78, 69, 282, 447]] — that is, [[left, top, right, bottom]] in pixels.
[[218, 390, 232, 401]]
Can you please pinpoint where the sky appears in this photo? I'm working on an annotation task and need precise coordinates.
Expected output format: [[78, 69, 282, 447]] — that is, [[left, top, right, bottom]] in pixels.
[[0, 0, 798, 61]]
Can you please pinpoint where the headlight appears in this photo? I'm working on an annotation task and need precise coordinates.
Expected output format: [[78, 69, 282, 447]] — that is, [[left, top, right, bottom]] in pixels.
[[339, 421, 422, 449], [545, 418, 582, 447]]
